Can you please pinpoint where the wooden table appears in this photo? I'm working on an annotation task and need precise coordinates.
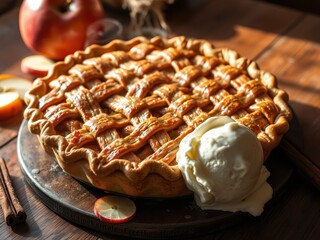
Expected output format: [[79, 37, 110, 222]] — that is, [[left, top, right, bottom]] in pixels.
[[1, 0, 320, 239]]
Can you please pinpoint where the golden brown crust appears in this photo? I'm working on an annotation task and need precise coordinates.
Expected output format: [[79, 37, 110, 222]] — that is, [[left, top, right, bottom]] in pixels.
[[24, 36, 292, 197]]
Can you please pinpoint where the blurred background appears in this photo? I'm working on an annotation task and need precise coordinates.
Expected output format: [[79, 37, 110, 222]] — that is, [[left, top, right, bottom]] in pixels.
[[1, 0, 320, 16], [258, 0, 320, 15]]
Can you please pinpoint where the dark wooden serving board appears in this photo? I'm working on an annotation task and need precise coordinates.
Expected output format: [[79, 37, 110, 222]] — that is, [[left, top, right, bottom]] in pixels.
[[17, 120, 294, 239]]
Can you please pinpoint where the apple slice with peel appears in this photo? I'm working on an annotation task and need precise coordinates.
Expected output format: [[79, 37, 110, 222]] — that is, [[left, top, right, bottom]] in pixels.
[[0, 75, 33, 99], [0, 92, 23, 121], [21, 55, 55, 78], [94, 196, 136, 223]]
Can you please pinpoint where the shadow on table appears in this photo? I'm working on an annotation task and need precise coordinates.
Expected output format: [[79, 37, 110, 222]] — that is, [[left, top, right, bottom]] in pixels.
[[285, 100, 320, 164], [0, 0, 16, 15], [165, 0, 320, 44], [258, 0, 320, 16]]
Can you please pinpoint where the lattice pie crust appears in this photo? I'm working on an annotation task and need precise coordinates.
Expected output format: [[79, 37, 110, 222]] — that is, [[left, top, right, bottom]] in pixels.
[[24, 36, 292, 197]]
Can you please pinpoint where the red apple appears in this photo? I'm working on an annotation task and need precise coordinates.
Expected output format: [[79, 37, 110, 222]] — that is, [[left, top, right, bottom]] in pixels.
[[19, 0, 105, 60]]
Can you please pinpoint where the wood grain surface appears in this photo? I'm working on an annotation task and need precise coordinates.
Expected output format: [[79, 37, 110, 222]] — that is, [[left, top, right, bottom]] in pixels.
[[1, 0, 320, 239]]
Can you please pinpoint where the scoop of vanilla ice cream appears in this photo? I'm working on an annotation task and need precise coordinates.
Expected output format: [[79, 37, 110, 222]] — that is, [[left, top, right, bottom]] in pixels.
[[177, 116, 272, 216]]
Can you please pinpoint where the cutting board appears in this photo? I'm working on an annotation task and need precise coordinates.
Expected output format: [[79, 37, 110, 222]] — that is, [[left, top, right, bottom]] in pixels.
[[17, 119, 294, 239]]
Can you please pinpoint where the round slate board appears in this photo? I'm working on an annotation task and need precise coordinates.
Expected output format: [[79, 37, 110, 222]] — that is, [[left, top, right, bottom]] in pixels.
[[17, 119, 293, 239]]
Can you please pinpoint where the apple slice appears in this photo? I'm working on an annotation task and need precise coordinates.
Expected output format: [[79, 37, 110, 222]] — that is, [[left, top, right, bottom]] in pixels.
[[0, 75, 33, 99], [0, 92, 23, 121], [21, 55, 55, 78], [94, 195, 136, 223]]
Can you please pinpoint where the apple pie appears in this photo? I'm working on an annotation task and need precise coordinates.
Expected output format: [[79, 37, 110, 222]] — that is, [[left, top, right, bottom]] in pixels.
[[24, 36, 292, 197]]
